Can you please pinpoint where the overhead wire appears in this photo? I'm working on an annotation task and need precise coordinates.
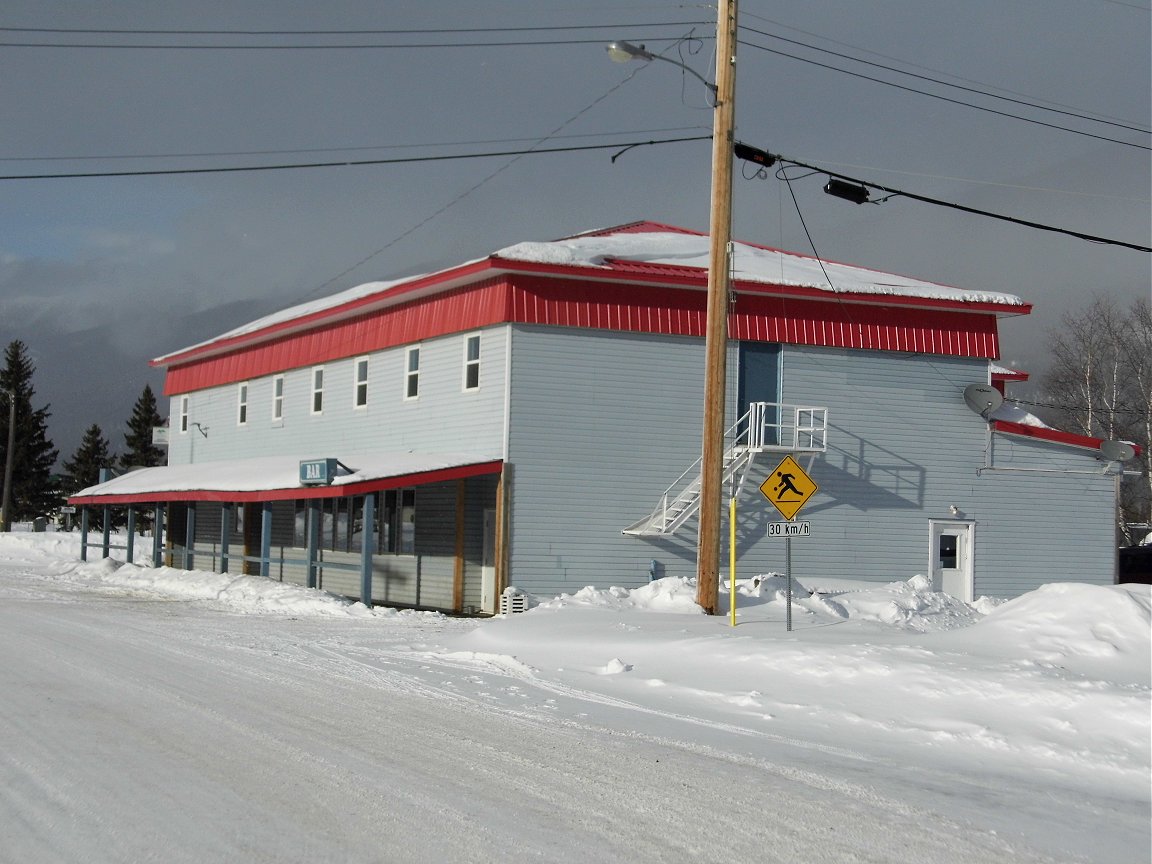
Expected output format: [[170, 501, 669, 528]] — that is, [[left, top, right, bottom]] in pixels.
[[736, 37, 1150, 151], [740, 9, 1147, 129], [738, 146, 1152, 253], [739, 24, 1149, 136], [0, 126, 710, 163], [0, 135, 712, 181]]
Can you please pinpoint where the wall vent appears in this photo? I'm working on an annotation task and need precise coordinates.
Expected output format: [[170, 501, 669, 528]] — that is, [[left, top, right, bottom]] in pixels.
[[499, 592, 529, 615]]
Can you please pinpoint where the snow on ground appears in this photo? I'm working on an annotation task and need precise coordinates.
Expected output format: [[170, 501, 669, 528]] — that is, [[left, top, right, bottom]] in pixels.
[[1, 531, 1148, 863]]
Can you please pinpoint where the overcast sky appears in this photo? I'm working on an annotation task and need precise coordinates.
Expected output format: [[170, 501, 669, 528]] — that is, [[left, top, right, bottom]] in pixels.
[[2, 0, 1148, 462]]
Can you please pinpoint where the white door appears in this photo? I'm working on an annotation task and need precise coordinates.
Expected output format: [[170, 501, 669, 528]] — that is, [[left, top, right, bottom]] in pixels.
[[929, 520, 974, 602], [480, 508, 497, 614]]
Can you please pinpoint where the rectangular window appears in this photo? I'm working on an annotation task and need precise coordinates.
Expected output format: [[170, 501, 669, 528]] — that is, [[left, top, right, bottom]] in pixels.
[[378, 488, 416, 554], [272, 376, 284, 422], [237, 382, 248, 425], [405, 347, 420, 400], [463, 334, 481, 391], [355, 357, 369, 408], [311, 367, 324, 414], [179, 396, 189, 433]]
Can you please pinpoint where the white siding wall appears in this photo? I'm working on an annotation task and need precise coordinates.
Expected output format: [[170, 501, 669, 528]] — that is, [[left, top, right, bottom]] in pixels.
[[167, 326, 508, 465], [739, 346, 1116, 597], [505, 326, 709, 597]]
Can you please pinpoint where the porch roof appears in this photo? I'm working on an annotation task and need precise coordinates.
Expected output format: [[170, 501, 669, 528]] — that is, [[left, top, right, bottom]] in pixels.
[[67, 453, 503, 506]]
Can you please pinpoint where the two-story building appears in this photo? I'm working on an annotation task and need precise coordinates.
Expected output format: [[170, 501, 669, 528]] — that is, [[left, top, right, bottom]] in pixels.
[[70, 221, 1127, 613]]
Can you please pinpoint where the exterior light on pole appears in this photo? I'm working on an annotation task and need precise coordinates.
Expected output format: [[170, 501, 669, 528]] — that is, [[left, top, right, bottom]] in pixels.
[[608, 0, 739, 614], [605, 41, 718, 97], [1, 389, 15, 533]]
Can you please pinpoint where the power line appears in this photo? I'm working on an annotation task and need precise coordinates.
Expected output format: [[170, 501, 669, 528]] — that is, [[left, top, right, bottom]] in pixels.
[[0, 22, 711, 36], [739, 24, 1149, 136], [737, 37, 1151, 151], [735, 143, 1152, 252], [0, 135, 712, 181], [0, 126, 709, 163], [0, 36, 693, 51], [741, 10, 1146, 129]]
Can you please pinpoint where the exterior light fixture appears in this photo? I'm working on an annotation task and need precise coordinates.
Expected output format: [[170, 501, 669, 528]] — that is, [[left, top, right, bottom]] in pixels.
[[824, 178, 871, 204], [605, 40, 718, 96], [606, 41, 654, 63]]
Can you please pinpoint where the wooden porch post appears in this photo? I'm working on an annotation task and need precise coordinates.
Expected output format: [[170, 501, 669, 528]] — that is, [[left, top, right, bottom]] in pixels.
[[452, 479, 466, 612]]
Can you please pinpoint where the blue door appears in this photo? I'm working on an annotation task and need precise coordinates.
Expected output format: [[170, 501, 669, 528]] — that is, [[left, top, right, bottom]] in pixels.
[[737, 342, 781, 443]]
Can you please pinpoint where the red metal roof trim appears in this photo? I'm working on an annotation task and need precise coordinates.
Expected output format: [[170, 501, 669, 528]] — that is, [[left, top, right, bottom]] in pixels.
[[164, 278, 512, 396], [68, 460, 504, 507], [509, 276, 1001, 357], [164, 273, 1005, 394], [992, 420, 1106, 451]]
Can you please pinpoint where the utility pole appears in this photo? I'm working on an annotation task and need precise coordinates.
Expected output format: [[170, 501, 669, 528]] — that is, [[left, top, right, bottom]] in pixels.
[[695, 0, 739, 614], [1, 389, 15, 532]]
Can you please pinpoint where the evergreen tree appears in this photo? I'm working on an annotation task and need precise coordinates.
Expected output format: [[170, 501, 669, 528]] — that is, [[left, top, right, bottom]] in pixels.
[[62, 424, 114, 494], [0, 340, 60, 521], [120, 383, 166, 471]]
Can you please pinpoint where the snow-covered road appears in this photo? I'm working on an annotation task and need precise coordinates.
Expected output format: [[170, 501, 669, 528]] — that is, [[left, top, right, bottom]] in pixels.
[[0, 536, 1147, 863]]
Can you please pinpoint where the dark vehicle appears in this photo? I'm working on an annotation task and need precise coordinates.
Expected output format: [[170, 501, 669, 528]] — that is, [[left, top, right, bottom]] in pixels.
[[1118, 545, 1152, 585]]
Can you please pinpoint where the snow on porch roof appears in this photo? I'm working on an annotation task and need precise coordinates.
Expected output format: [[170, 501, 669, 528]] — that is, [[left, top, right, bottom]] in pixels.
[[67, 453, 503, 506], [153, 221, 1027, 366]]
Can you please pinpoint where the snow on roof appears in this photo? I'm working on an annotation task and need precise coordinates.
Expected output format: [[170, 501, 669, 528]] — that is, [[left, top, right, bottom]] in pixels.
[[495, 231, 1026, 306], [71, 452, 498, 501], [156, 223, 1025, 363]]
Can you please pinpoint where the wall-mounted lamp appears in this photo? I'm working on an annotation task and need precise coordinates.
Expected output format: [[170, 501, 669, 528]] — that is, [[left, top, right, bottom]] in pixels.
[[191, 422, 209, 438]]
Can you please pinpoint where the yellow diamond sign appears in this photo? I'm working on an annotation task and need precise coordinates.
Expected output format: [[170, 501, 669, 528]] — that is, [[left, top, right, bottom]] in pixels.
[[760, 454, 819, 521]]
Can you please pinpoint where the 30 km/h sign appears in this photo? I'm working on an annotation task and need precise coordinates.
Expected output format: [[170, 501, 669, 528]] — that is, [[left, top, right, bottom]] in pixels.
[[760, 454, 818, 520]]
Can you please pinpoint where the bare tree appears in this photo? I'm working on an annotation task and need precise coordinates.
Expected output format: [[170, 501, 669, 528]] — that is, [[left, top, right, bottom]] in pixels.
[[1041, 295, 1151, 544]]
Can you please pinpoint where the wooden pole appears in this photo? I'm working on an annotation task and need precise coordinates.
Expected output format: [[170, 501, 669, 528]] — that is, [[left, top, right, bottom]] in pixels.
[[1, 390, 15, 532], [696, 0, 739, 614]]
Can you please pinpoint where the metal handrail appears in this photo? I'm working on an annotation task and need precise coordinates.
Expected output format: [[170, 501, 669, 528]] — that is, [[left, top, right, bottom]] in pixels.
[[627, 402, 827, 534]]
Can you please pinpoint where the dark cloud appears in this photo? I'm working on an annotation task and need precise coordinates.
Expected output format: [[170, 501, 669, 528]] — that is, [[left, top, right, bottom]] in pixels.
[[1, 0, 1148, 461]]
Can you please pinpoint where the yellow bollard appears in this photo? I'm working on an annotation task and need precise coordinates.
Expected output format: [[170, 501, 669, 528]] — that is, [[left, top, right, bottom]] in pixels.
[[729, 495, 737, 627]]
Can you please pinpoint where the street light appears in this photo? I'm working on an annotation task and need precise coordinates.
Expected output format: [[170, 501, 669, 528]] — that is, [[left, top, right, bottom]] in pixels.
[[609, 1, 739, 614], [605, 41, 718, 97]]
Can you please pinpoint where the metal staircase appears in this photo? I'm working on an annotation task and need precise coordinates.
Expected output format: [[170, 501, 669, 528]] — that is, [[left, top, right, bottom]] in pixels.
[[622, 402, 827, 537]]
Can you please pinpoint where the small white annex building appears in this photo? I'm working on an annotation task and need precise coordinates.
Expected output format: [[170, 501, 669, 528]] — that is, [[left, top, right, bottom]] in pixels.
[[71, 221, 1129, 613]]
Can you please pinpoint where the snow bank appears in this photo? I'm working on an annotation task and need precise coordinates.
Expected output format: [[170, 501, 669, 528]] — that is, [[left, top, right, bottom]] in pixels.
[[963, 582, 1151, 684], [531, 575, 702, 614], [0, 534, 430, 620]]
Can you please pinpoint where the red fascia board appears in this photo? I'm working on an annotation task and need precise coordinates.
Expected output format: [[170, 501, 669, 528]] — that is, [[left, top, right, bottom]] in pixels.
[[152, 258, 501, 369], [156, 255, 1030, 370], [494, 257, 1031, 317], [992, 369, 1030, 381], [992, 421, 1106, 451], [68, 460, 503, 507]]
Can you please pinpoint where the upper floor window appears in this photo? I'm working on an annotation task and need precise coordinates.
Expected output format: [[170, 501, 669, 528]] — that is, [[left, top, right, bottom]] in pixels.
[[311, 367, 324, 414], [179, 396, 189, 433], [272, 375, 284, 422], [355, 357, 369, 408], [405, 347, 420, 400], [237, 382, 249, 425], [463, 334, 481, 391]]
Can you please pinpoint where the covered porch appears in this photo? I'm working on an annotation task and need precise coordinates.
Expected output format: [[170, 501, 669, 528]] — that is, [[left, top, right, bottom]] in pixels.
[[68, 453, 507, 615]]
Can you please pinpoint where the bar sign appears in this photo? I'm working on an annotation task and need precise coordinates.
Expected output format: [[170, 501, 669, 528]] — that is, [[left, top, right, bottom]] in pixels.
[[299, 458, 338, 486]]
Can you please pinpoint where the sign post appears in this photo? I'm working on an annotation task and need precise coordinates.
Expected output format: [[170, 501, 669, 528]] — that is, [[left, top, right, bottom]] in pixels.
[[760, 455, 819, 632]]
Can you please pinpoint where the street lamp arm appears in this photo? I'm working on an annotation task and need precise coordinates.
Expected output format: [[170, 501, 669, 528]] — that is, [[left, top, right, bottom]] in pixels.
[[605, 41, 717, 97]]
